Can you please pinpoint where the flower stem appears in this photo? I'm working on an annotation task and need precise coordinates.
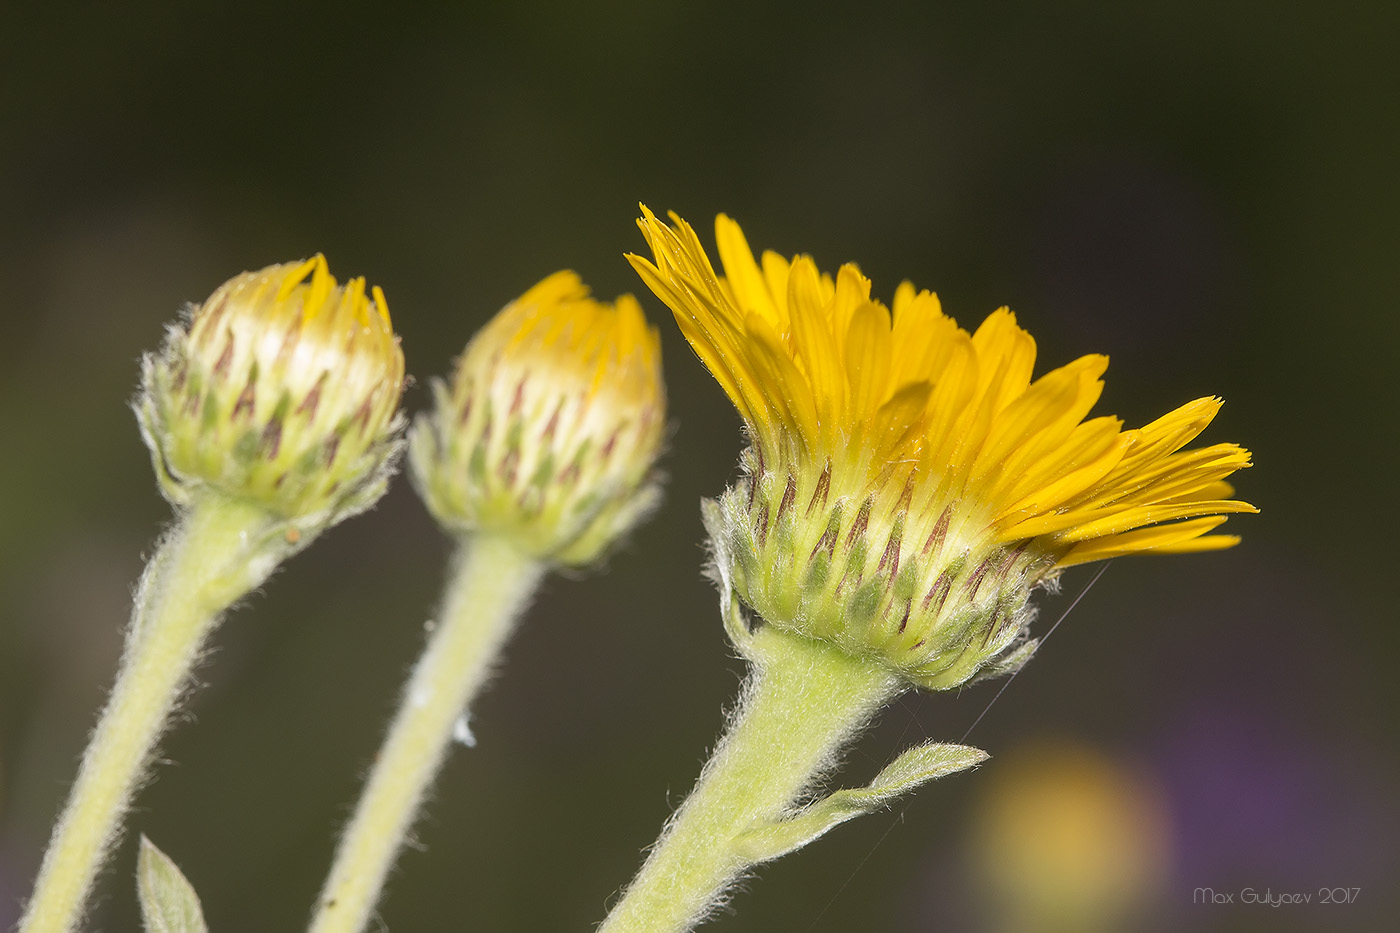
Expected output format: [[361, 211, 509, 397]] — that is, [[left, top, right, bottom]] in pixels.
[[599, 625, 904, 933], [20, 493, 277, 933], [310, 534, 545, 933]]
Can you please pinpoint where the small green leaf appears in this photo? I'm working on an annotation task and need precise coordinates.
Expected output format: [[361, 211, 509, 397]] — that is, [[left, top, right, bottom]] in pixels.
[[735, 742, 989, 864], [137, 836, 208, 933]]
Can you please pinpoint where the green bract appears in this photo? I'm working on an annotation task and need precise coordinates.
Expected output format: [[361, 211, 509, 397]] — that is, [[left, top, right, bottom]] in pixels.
[[706, 448, 1045, 692]]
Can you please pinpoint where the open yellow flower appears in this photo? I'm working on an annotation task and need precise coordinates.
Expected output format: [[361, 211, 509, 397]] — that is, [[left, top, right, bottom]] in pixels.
[[629, 207, 1255, 689]]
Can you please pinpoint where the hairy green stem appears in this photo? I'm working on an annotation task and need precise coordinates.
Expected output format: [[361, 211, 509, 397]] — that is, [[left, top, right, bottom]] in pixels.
[[599, 625, 904, 933], [309, 534, 545, 933], [20, 494, 277, 933]]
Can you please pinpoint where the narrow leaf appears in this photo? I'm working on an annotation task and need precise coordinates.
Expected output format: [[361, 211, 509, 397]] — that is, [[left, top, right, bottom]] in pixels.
[[735, 742, 989, 863], [137, 836, 208, 933]]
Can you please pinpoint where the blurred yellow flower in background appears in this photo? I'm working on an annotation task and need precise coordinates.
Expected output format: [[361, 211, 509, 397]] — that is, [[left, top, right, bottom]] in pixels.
[[968, 740, 1173, 933]]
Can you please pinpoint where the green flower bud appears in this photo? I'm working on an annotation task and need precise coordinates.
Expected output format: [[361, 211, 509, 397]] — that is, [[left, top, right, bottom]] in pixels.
[[410, 271, 665, 564], [138, 256, 406, 524]]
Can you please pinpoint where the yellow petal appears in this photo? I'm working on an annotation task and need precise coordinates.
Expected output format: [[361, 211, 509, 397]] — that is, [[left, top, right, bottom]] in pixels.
[[844, 299, 893, 419], [1055, 517, 1237, 567], [716, 213, 783, 328]]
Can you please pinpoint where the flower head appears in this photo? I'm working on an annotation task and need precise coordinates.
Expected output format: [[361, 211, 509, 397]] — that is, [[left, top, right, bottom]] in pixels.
[[410, 270, 665, 564], [630, 207, 1255, 689], [139, 256, 407, 523]]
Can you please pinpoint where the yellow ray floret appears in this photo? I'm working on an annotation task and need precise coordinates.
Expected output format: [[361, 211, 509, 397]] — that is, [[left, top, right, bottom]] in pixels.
[[629, 206, 1255, 568], [274, 254, 393, 327]]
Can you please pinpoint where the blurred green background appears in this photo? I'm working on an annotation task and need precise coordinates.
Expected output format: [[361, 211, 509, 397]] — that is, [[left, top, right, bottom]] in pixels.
[[2, 2, 1396, 931]]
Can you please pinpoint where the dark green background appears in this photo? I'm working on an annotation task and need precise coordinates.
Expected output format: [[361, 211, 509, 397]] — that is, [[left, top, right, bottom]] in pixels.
[[1, 3, 1395, 931]]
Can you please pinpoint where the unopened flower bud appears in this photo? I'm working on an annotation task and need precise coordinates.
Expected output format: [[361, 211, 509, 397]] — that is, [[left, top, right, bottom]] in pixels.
[[138, 256, 407, 523], [410, 271, 665, 564]]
